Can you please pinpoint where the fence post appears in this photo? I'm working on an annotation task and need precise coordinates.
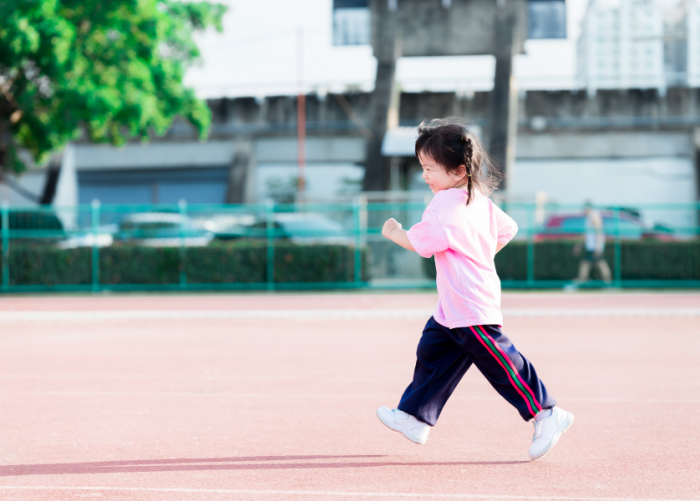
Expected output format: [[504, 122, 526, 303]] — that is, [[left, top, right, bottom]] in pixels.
[[1, 201, 9, 291], [266, 200, 275, 291], [359, 195, 368, 285], [353, 198, 361, 286], [91, 199, 100, 292], [178, 199, 188, 289], [526, 203, 535, 285], [613, 208, 622, 287]]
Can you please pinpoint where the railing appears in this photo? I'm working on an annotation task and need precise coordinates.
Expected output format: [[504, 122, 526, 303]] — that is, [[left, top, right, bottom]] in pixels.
[[0, 200, 698, 293]]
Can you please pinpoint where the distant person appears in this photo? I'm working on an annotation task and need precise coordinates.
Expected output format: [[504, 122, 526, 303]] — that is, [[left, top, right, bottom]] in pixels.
[[376, 118, 574, 461], [569, 201, 612, 288]]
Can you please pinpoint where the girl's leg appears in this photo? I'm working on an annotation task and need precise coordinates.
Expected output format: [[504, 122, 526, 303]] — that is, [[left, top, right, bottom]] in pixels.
[[447, 324, 556, 421], [596, 258, 612, 283], [398, 317, 472, 426], [576, 259, 591, 281]]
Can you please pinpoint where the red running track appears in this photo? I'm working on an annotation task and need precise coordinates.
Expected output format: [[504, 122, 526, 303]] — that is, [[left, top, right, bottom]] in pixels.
[[0, 292, 698, 501]]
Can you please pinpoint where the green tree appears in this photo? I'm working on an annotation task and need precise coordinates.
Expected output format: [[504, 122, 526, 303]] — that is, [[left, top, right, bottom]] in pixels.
[[0, 0, 226, 177]]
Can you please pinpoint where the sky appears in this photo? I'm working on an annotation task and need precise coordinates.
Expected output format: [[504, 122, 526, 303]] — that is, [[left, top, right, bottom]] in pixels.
[[184, 0, 592, 98]]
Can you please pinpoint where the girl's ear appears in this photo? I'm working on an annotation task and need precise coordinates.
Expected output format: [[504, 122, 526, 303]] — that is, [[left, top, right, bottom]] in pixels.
[[454, 164, 467, 179]]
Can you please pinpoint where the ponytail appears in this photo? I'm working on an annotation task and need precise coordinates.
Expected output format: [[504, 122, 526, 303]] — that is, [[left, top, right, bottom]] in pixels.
[[461, 135, 474, 203]]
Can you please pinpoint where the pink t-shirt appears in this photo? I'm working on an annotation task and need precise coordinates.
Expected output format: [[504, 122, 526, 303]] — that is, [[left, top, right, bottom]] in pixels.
[[407, 189, 518, 329]]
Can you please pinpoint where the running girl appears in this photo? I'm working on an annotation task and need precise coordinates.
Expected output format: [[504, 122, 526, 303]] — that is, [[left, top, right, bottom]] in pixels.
[[377, 118, 573, 460]]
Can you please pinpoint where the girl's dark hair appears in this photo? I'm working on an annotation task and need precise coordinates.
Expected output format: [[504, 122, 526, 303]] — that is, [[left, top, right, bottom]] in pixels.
[[415, 117, 502, 205]]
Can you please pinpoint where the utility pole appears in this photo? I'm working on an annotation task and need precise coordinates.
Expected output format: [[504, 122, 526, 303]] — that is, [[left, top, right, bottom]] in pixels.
[[490, 0, 520, 194], [363, 0, 400, 191], [297, 27, 306, 200]]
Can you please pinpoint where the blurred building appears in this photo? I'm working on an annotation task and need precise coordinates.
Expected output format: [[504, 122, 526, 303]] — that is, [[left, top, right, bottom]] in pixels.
[[4, 85, 698, 234], [664, 0, 688, 86], [579, 0, 700, 93], [73, 141, 236, 205], [679, 0, 700, 86], [2, 0, 697, 238], [577, 0, 666, 96]]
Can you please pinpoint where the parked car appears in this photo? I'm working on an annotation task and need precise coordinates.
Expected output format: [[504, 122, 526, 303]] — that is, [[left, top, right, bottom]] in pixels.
[[56, 225, 117, 249], [214, 213, 353, 245], [201, 213, 258, 240], [535, 210, 676, 241], [1, 210, 66, 241], [273, 213, 353, 245], [114, 213, 214, 247]]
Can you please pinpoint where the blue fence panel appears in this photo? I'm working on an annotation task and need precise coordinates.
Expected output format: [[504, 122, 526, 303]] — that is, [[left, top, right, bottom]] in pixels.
[[0, 201, 698, 292]]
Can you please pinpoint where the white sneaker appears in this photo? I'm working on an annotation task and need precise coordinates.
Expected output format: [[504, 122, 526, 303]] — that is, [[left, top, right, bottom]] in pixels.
[[528, 406, 574, 460], [376, 406, 430, 445]]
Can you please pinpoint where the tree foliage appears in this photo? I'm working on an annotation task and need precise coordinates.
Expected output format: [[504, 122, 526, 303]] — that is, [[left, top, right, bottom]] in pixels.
[[0, 0, 226, 175]]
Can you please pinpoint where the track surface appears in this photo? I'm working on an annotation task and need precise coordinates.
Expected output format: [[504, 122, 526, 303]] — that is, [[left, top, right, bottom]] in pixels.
[[0, 292, 698, 501]]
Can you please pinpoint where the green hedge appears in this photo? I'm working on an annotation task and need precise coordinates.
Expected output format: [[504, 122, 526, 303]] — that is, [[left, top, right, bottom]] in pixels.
[[2, 240, 370, 287], [4, 239, 698, 289], [423, 240, 700, 282]]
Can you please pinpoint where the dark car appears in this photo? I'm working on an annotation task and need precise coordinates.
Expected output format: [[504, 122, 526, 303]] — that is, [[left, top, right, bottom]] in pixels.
[[0, 210, 66, 241], [215, 213, 353, 245]]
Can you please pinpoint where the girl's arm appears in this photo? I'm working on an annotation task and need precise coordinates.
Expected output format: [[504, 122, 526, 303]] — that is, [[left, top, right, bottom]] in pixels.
[[382, 218, 416, 252], [386, 217, 507, 255]]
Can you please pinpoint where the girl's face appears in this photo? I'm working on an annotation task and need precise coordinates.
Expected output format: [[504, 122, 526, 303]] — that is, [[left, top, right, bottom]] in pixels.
[[418, 153, 467, 194]]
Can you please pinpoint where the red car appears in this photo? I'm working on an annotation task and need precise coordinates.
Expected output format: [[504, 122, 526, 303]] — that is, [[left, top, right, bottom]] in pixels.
[[535, 211, 676, 242]]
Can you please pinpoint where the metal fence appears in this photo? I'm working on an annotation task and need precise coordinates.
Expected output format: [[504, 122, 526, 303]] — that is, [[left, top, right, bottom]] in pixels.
[[1, 200, 698, 293]]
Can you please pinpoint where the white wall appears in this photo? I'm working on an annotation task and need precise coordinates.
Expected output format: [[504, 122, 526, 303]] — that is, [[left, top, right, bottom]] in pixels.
[[256, 162, 364, 202], [74, 141, 236, 170], [510, 156, 697, 232], [255, 137, 365, 163], [517, 131, 693, 159]]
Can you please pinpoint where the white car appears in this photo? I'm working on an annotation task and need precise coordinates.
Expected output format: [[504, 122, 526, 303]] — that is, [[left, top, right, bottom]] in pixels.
[[115, 213, 214, 247], [269, 213, 354, 245]]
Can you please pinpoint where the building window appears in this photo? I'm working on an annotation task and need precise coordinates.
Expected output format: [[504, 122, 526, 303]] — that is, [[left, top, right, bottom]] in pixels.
[[528, 0, 567, 39], [332, 0, 370, 46]]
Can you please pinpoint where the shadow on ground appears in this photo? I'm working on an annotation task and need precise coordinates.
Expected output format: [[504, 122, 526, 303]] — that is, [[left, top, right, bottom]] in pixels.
[[1, 455, 529, 476]]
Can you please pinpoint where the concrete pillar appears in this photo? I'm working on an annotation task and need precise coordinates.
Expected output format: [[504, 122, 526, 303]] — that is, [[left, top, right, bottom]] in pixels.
[[389, 156, 401, 190], [225, 137, 254, 204], [363, 0, 400, 191], [489, 0, 520, 193]]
